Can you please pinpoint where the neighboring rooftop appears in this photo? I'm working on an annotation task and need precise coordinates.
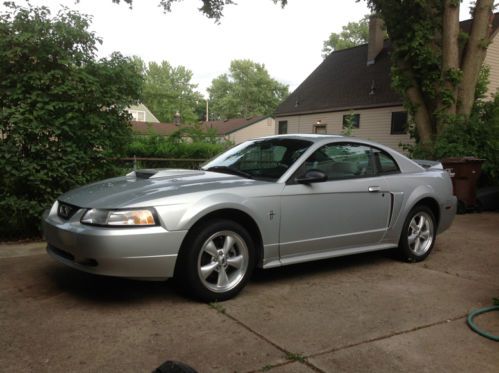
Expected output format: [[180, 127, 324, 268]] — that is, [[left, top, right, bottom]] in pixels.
[[131, 115, 270, 136], [131, 121, 180, 136], [200, 116, 270, 135]]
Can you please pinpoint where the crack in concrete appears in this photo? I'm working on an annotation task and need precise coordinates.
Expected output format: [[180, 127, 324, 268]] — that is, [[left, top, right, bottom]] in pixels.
[[206, 299, 474, 371], [306, 314, 468, 360], [206, 304, 327, 373], [210, 301, 469, 372]]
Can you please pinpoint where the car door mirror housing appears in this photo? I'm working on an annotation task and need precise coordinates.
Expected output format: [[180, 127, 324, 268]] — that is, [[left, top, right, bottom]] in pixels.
[[295, 170, 328, 184]]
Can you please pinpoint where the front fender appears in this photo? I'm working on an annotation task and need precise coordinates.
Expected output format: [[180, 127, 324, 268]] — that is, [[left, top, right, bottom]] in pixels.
[[176, 193, 260, 231]]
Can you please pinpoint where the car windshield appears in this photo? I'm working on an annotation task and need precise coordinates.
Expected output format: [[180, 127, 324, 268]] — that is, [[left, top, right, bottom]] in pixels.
[[202, 138, 313, 182]]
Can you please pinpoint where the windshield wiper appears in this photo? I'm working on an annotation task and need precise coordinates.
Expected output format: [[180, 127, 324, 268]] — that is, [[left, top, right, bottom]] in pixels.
[[204, 166, 253, 179]]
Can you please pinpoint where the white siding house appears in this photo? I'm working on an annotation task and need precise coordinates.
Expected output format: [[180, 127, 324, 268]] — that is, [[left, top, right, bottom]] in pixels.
[[276, 15, 499, 152]]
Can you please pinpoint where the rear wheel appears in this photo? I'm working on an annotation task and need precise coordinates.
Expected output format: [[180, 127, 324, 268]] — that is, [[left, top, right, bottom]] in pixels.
[[398, 205, 436, 262], [176, 219, 255, 302]]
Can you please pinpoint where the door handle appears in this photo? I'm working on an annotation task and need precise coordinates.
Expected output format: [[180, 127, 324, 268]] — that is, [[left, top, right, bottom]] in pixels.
[[368, 186, 381, 192]]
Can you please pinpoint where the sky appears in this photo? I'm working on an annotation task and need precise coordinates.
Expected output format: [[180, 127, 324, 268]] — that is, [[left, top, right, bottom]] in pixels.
[[12, 0, 476, 97]]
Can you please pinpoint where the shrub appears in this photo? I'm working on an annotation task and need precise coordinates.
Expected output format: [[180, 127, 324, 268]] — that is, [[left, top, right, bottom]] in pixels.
[[0, 4, 142, 239], [405, 93, 499, 186]]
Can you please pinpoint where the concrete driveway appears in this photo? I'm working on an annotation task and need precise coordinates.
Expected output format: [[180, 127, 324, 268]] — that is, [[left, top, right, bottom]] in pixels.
[[1, 213, 498, 372]]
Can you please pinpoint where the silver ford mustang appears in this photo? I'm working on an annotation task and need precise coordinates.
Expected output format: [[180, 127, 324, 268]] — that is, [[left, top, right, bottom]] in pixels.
[[43, 135, 456, 301]]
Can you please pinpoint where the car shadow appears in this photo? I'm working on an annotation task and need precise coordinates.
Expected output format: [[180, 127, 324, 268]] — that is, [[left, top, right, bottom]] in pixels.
[[46, 264, 187, 305], [44, 249, 395, 304]]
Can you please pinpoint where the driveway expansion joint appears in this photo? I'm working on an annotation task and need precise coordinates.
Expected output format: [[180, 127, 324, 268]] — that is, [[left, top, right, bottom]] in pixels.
[[307, 314, 468, 359], [206, 304, 327, 373]]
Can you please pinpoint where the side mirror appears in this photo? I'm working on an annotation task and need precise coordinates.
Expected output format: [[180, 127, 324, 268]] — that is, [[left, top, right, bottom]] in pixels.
[[295, 169, 327, 184]]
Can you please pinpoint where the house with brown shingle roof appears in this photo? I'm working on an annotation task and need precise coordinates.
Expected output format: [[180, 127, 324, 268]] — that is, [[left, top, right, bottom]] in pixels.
[[131, 115, 275, 144], [275, 15, 499, 152], [201, 116, 275, 143]]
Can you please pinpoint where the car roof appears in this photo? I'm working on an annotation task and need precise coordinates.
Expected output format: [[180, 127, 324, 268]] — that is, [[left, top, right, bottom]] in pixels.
[[258, 134, 343, 142]]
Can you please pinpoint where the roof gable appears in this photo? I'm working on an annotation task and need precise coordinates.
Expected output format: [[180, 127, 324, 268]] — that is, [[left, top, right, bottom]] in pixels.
[[200, 115, 270, 135]]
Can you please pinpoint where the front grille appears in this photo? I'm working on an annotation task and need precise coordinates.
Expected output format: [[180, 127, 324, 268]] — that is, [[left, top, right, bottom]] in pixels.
[[57, 201, 79, 220]]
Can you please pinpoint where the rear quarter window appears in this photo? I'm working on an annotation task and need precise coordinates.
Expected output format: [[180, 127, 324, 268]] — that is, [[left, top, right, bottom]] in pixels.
[[375, 150, 400, 174]]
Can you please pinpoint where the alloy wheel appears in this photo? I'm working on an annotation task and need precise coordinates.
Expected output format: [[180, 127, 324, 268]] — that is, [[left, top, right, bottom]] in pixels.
[[407, 211, 434, 256], [197, 230, 249, 293]]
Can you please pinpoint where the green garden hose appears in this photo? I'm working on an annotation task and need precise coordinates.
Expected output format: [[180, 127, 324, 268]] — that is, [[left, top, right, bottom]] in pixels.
[[467, 306, 499, 341]]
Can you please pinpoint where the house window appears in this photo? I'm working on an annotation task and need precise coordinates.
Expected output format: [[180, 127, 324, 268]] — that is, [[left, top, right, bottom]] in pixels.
[[314, 125, 327, 134], [278, 120, 288, 134], [129, 110, 146, 122], [342, 114, 360, 129], [391, 112, 408, 134]]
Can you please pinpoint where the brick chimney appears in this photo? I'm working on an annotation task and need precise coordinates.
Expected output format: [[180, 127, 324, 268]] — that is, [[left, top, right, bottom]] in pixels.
[[367, 15, 384, 66]]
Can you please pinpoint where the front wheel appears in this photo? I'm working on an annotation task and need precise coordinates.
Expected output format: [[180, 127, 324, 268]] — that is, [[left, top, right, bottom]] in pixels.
[[398, 206, 436, 262], [176, 219, 255, 302]]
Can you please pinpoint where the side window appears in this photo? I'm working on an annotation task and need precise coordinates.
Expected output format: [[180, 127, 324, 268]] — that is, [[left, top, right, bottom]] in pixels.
[[373, 149, 400, 174], [298, 143, 375, 180]]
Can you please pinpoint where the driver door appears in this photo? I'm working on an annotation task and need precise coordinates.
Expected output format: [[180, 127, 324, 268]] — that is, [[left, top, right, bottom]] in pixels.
[[279, 142, 391, 259]]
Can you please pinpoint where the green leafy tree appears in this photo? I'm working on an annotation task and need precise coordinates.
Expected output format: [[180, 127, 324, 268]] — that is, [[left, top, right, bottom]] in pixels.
[[208, 59, 289, 119], [0, 3, 142, 238], [322, 15, 370, 58], [112, 0, 496, 156], [365, 0, 495, 152], [142, 59, 204, 124]]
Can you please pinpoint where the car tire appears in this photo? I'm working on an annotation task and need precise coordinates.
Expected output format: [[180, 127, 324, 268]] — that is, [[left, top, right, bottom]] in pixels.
[[176, 219, 255, 302], [398, 205, 436, 262]]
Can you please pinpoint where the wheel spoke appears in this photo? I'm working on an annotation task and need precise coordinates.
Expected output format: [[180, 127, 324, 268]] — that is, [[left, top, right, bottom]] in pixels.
[[204, 240, 218, 258], [420, 230, 430, 240], [217, 267, 229, 287], [409, 220, 418, 232], [408, 233, 418, 245], [414, 237, 422, 253], [227, 255, 243, 269], [417, 216, 425, 230], [200, 261, 218, 279], [222, 235, 235, 255]]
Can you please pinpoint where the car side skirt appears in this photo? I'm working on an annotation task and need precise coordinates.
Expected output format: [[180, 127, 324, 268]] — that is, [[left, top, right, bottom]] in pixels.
[[263, 243, 397, 269]]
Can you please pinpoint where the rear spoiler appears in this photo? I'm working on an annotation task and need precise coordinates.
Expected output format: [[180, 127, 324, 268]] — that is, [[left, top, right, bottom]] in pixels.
[[413, 159, 443, 170]]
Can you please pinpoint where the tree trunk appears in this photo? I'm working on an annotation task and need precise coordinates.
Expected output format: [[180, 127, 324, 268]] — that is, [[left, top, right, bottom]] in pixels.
[[397, 60, 434, 147], [438, 0, 460, 125], [406, 85, 434, 147], [457, 0, 494, 116]]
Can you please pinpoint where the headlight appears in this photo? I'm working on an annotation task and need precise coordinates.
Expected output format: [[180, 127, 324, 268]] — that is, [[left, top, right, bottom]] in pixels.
[[81, 208, 157, 226]]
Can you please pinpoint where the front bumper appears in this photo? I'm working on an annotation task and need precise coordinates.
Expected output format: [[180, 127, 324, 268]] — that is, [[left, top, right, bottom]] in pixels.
[[42, 204, 187, 279]]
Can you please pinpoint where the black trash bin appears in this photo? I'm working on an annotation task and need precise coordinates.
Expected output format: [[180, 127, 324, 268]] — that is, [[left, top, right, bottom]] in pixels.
[[441, 157, 484, 213]]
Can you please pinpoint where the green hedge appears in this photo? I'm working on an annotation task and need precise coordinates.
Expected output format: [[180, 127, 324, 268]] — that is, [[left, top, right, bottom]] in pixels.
[[126, 134, 231, 160]]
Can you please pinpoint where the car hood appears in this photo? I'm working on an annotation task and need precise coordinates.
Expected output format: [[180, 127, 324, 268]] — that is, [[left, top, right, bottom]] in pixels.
[[58, 169, 266, 208]]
